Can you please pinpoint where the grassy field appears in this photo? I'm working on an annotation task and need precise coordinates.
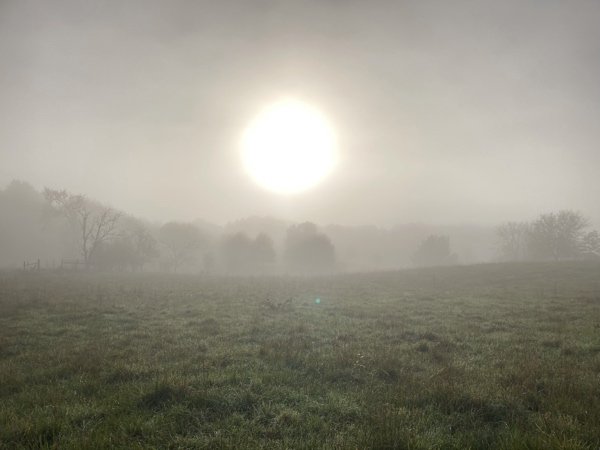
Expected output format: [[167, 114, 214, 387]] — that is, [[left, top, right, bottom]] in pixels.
[[1, 262, 599, 449]]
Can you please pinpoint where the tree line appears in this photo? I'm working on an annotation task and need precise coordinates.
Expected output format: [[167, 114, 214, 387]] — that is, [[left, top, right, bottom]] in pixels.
[[496, 210, 600, 261], [412, 210, 600, 267], [43, 187, 336, 274], [2, 181, 598, 272]]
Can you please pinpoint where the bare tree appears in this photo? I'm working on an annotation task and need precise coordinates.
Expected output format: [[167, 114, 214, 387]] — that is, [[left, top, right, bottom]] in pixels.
[[44, 188, 121, 269], [528, 210, 589, 260]]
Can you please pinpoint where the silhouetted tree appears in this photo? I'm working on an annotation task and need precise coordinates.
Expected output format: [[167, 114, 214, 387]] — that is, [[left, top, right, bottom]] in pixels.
[[92, 238, 136, 271], [496, 222, 530, 261], [86, 218, 158, 271], [284, 222, 335, 273], [220, 232, 276, 273], [527, 210, 588, 260], [412, 235, 457, 267], [44, 188, 121, 269], [159, 222, 203, 271]]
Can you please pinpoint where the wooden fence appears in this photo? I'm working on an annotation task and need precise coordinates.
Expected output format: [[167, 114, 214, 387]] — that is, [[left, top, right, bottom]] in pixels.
[[60, 259, 84, 270], [23, 259, 41, 271]]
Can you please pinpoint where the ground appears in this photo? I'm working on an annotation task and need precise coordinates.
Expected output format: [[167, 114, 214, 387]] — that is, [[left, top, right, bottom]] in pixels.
[[1, 262, 599, 449]]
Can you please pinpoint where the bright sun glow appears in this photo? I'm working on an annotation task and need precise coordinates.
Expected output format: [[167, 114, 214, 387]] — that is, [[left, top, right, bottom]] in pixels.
[[241, 98, 338, 194]]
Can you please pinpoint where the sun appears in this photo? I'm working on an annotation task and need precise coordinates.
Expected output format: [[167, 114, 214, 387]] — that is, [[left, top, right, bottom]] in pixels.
[[241, 98, 338, 194]]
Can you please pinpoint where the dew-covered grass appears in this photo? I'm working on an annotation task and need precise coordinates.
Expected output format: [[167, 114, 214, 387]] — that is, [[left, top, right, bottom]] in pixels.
[[1, 261, 599, 449]]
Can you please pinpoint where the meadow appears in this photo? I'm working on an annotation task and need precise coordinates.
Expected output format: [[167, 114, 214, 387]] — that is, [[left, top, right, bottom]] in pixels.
[[1, 262, 599, 449]]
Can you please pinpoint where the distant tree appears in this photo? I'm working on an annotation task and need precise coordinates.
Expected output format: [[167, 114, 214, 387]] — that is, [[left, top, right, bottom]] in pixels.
[[0, 180, 76, 268], [496, 222, 530, 261], [44, 188, 121, 269], [158, 222, 203, 271], [579, 230, 600, 259], [284, 222, 335, 273], [92, 225, 157, 272], [220, 232, 277, 274], [527, 210, 588, 260], [3, 180, 40, 205], [411, 235, 457, 267], [128, 223, 159, 270], [92, 238, 136, 271]]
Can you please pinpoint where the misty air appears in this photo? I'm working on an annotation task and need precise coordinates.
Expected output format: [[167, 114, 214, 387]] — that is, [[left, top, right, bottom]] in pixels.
[[1, 1, 599, 448]]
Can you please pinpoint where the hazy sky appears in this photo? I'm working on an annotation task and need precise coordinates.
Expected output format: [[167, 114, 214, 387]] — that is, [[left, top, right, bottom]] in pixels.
[[1, 0, 599, 226]]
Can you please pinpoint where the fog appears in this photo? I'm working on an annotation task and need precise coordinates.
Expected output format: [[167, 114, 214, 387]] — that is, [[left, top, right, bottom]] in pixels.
[[3, 5, 600, 444], [1, 1, 600, 271]]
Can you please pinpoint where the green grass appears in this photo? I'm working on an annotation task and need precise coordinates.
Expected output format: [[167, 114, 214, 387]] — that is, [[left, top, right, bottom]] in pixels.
[[1, 261, 599, 449]]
